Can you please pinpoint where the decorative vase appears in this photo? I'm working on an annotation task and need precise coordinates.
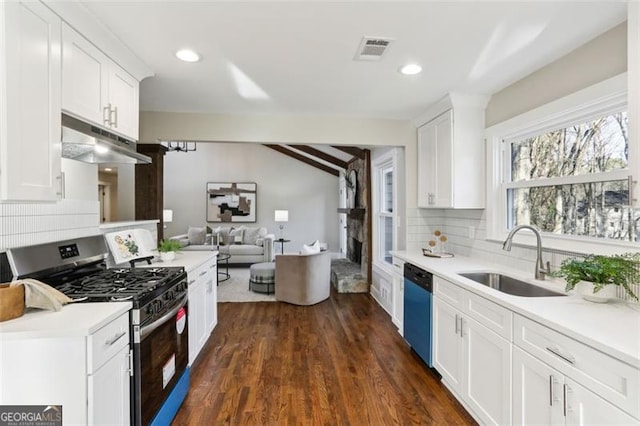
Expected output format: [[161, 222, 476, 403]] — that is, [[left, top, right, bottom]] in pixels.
[[575, 281, 617, 303], [160, 251, 176, 262]]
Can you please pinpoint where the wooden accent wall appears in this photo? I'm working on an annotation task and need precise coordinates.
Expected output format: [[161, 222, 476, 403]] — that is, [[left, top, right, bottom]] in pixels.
[[135, 144, 168, 242]]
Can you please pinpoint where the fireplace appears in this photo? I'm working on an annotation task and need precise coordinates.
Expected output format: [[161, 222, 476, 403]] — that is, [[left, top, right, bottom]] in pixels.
[[348, 238, 363, 266]]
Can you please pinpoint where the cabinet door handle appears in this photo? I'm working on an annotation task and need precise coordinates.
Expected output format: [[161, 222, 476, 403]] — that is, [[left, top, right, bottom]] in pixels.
[[546, 346, 575, 364], [105, 331, 126, 347], [188, 279, 195, 285], [56, 172, 65, 198], [111, 105, 118, 128], [199, 270, 207, 277], [103, 105, 111, 125], [563, 384, 570, 417], [127, 348, 134, 376], [455, 314, 459, 335], [549, 375, 555, 406], [459, 317, 464, 338]]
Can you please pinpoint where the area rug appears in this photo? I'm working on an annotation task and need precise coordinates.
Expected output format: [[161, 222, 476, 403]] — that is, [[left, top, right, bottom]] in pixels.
[[217, 267, 276, 302]]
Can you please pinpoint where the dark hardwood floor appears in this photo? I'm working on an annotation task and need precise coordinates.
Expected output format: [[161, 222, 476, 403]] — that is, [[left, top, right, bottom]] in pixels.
[[172, 292, 476, 425]]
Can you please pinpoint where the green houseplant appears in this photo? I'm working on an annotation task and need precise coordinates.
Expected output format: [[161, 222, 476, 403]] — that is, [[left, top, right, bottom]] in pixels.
[[158, 239, 182, 261], [552, 252, 640, 302]]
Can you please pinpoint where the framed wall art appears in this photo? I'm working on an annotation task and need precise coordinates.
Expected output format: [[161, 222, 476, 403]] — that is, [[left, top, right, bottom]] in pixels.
[[206, 182, 257, 223]]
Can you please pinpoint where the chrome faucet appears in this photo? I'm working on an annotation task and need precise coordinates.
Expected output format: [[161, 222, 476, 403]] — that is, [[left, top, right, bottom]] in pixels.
[[502, 225, 551, 280]]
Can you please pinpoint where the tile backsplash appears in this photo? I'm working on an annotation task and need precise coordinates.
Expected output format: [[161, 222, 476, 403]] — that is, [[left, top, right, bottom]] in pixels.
[[406, 208, 639, 303], [0, 200, 100, 250]]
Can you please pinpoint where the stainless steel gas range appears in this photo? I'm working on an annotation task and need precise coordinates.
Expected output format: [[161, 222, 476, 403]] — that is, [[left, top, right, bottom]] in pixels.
[[6, 235, 189, 426]]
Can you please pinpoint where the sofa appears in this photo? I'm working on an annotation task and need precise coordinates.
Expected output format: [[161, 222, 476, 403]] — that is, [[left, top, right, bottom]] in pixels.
[[170, 225, 275, 264], [275, 251, 331, 305]]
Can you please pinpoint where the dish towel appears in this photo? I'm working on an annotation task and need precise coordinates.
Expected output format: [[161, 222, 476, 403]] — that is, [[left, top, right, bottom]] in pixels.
[[10, 279, 72, 312]]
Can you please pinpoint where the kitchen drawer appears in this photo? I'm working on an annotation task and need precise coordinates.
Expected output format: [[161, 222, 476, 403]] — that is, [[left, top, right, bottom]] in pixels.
[[87, 312, 129, 374], [188, 262, 210, 286], [434, 276, 464, 309], [514, 314, 639, 419], [464, 291, 512, 340], [391, 257, 404, 275]]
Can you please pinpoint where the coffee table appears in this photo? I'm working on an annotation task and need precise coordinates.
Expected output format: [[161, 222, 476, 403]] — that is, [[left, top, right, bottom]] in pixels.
[[217, 252, 231, 283]]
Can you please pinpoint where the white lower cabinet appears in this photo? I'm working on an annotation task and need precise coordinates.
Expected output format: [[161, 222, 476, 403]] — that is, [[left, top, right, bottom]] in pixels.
[[391, 257, 405, 333], [513, 346, 636, 425], [88, 343, 131, 425], [0, 310, 131, 425], [433, 292, 511, 425], [187, 256, 217, 366]]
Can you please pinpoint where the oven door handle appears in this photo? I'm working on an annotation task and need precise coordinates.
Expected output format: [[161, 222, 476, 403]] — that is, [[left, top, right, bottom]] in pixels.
[[139, 295, 188, 341]]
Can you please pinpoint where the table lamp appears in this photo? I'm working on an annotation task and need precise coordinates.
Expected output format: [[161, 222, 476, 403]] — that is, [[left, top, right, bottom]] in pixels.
[[274, 210, 288, 239], [163, 209, 173, 229]]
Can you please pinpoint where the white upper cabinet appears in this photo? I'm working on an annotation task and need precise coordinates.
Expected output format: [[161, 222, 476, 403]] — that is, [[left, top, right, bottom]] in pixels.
[[62, 23, 139, 140], [416, 93, 489, 209], [0, 1, 62, 201]]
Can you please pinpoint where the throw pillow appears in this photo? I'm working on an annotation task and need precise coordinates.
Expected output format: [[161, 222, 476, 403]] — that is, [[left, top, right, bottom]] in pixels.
[[187, 226, 206, 245], [229, 227, 244, 245], [301, 240, 321, 254], [242, 227, 262, 245], [216, 227, 231, 245]]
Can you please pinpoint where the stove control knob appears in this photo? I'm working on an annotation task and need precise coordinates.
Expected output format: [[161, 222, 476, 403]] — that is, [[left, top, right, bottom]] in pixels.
[[146, 304, 154, 315]]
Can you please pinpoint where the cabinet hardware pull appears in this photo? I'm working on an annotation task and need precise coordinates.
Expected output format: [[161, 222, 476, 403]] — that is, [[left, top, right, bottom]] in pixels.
[[563, 384, 569, 417], [210, 264, 215, 269], [103, 105, 111, 125], [549, 375, 555, 406], [188, 279, 195, 285], [127, 349, 134, 376], [56, 172, 65, 198], [112, 105, 118, 128], [546, 346, 575, 364], [460, 317, 464, 337], [105, 331, 126, 346], [455, 314, 459, 334], [199, 271, 207, 277]]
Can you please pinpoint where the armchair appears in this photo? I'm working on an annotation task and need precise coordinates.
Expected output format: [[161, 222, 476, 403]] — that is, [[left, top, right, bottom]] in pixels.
[[275, 251, 331, 305]]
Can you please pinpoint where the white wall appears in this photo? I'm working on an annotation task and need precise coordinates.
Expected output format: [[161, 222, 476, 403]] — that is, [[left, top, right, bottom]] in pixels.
[[486, 22, 626, 126], [163, 142, 340, 253]]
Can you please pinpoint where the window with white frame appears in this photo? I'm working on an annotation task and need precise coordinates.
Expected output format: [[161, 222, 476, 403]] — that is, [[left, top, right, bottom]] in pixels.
[[376, 162, 394, 264], [487, 75, 640, 250]]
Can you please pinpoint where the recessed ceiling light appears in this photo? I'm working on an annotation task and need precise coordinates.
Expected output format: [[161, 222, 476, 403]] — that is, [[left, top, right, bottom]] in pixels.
[[399, 64, 422, 75], [176, 49, 201, 63], [95, 145, 109, 154], [104, 168, 113, 172]]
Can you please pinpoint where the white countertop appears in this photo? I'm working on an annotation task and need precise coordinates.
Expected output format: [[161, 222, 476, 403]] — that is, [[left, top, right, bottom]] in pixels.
[[392, 250, 640, 369], [0, 302, 132, 340], [99, 220, 158, 230], [143, 251, 218, 273]]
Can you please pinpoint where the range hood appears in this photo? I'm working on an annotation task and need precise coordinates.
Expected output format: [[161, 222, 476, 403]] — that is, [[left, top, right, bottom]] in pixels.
[[61, 114, 151, 164]]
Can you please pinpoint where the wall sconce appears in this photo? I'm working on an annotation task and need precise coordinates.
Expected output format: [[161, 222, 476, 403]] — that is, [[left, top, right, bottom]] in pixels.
[[274, 210, 288, 239], [163, 209, 173, 229]]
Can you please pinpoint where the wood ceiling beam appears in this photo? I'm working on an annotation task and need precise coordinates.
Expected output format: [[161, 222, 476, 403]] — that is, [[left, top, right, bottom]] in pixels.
[[288, 145, 349, 169], [264, 145, 339, 177], [332, 145, 366, 160]]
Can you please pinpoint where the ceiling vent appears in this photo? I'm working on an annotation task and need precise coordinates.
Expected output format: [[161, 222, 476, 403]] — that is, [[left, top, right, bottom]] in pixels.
[[354, 37, 394, 61]]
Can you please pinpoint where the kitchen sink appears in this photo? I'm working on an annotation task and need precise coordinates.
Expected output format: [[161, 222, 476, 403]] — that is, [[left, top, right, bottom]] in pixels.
[[458, 272, 566, 297]]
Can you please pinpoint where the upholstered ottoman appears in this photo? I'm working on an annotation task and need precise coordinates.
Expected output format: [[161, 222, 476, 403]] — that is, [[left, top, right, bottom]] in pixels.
[[249, 262, 276, 294]]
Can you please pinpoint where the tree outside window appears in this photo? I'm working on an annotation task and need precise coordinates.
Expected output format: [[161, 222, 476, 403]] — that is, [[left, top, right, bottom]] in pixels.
[[506, 111, 639, 241]]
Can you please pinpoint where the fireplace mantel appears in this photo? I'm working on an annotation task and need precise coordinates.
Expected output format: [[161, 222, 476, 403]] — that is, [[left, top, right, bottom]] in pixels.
[[337, 207, 365, 219]]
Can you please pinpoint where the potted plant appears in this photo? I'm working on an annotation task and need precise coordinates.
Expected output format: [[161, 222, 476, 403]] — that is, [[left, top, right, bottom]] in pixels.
[[552, 252, 640, 303], [158, 239, 182, 262]]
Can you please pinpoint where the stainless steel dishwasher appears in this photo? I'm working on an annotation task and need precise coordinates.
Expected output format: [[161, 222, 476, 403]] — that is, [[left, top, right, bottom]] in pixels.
[[403, 263, 433, 367]]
